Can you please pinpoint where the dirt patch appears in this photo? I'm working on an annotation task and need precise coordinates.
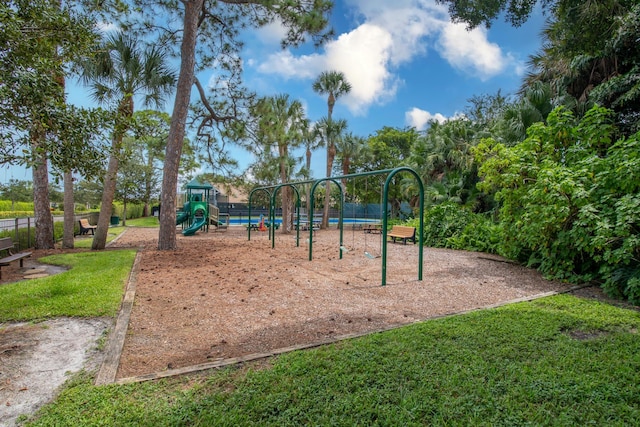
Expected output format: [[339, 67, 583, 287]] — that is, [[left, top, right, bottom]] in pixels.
[[0, 318, 110, 426]]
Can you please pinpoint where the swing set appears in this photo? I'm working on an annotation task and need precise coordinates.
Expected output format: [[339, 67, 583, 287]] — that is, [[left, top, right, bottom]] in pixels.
[[246, 167, 424, 286], [342, 176, 383, 259]]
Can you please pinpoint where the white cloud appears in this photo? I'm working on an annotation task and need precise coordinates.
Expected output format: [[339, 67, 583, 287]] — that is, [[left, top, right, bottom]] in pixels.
[[325, 24, 397, 115], [254, 20, 289, 47], [436, 23, 507, 80], [96, 21, 118, 33], [257, 50, 324, 80], [254, 0, 517, 114], [405, 107, 447, 130]]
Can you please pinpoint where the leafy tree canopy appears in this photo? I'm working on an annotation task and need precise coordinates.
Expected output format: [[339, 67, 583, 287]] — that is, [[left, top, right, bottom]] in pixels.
[[435, 0, 555, 28], [0, 0, 109, 177]]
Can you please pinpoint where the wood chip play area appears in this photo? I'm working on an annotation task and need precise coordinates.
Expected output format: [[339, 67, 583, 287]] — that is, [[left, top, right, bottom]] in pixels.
[[96, 226, 574, 383]]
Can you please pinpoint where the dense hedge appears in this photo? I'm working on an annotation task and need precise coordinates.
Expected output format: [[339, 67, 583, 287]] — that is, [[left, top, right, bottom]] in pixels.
[[474, 106, 640, 303]]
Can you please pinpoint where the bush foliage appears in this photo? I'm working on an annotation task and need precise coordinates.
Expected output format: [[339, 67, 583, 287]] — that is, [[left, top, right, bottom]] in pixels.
[[474, 106, 640, 303], [407, 202, 502, 254]]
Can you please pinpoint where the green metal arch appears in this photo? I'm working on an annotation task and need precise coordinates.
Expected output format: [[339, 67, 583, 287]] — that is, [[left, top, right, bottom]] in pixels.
[[247, 187, 272, 241], [270, 184, 302, 248], [309, 178, 345, 258], [382, 167, 424, 285], [246, 168, 424, 286], [309, 167, 424, 286]]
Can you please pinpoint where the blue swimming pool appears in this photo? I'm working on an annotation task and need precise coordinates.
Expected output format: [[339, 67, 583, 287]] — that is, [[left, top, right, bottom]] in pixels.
[[224, 217, 380, 226]]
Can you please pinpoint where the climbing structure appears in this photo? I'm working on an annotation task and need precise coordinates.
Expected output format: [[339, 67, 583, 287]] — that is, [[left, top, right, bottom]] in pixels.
[[176, 179, 213, 236]]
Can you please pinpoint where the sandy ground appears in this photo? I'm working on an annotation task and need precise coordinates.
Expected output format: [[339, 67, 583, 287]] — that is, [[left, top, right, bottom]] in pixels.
[[0, 318, 110, 427]]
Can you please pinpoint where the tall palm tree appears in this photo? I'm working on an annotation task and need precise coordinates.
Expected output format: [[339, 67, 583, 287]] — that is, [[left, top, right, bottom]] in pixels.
[[335, 132, 365, 193], [253, 94, 306, 233], [314, 117, 347, 226], [301, 122, 323, 219], [81, 32, 175, 249], [312, 70, 351, 228]]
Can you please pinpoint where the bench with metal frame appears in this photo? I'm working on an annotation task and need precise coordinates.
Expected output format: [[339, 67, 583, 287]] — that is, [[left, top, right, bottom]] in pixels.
[[0, 237, 32, 279], [387, 225, 416, 245], [78, 218, 97, 235]]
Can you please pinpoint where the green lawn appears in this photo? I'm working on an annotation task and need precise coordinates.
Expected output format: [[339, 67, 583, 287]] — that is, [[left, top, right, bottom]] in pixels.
[[26, 294, 640, 426], [0, 249, 136, 321], [125, 216, 159, 227]]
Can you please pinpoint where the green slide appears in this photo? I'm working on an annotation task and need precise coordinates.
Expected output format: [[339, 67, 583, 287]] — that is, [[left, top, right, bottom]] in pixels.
[[182, 216, 206, 236], [176, 202, 191, 225]]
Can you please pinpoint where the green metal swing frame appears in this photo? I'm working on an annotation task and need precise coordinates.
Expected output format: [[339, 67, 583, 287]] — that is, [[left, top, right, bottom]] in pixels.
[[246, 167, 425, 286]]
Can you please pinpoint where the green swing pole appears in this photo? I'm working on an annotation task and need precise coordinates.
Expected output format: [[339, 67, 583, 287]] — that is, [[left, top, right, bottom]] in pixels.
[[309, 171, 395, 262], [308, 178, 345, 259], [248, 170, 423, 285], [248, 179, 317, 242], [247, 187, 272, 241], [308, 168, 423, 286], [381, 167, 424, 285], [270, 184, 302, 248]]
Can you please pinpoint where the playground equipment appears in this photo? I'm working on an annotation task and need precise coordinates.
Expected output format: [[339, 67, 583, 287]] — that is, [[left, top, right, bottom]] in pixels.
[[176, 179, 225, 236], [245, 167, 424, 286]]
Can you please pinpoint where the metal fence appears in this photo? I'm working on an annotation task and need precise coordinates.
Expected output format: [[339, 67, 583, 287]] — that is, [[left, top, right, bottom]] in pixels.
[[0, 212, 98, 250]]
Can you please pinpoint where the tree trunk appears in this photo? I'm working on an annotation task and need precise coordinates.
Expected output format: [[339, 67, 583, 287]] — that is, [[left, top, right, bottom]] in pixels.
[[91, 137, 120, 250], [321, 98, 335, 229], [143, 151, 154, 217], [31, 130, 54, 249], [322, 142, 336, 229], [62, 170, 74, 248], [305, 147, 312, 223], [279, 151, 290, 234], [158, 0, 203, 250]]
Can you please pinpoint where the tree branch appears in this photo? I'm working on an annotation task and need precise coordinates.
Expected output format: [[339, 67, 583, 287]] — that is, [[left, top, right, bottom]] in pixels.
[[193, 77, 237, 123]]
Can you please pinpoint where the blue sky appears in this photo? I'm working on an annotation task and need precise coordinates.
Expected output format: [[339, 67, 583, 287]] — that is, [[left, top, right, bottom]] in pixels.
[[231, 0, 544, 178], [2, 0, 545, 184]]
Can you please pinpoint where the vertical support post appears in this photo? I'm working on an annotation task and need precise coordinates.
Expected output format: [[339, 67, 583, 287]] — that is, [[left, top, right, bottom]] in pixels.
[[381, 167, 424, 286]]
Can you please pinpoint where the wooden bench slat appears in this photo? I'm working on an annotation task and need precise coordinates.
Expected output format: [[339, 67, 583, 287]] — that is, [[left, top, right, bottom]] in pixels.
[[0, 239, 32, 279], [0, 237, 15, 252], [0, 252, 32, 265], [388, 225, 416, 245], [78, 218, 97, 235]]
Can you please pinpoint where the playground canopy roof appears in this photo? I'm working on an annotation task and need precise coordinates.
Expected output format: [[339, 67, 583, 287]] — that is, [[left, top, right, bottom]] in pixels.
[[185, 179, 213, 190]]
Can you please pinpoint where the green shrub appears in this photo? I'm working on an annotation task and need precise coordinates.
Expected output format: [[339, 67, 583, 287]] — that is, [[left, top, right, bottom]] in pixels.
[[0, 201, 33, 212], [447, 214, 503, 254], [0, 211, 34, 219], [111, 202, 145, 220], [475, 106, 640, 303], [407, 202, 502, 254]]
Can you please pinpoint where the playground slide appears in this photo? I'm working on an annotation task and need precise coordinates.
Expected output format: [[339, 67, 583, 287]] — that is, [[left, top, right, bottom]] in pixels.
[[176, 210, 189, 225], [182, 216, 206, 236], [176, 201, 191, 225]]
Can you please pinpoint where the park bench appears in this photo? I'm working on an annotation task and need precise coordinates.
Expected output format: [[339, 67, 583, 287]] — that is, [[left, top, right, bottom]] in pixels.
[[0, 237, 32, 279], [78, 218, 97, 235], [363, 224, 382, 234], [388, 225, 416, 245]]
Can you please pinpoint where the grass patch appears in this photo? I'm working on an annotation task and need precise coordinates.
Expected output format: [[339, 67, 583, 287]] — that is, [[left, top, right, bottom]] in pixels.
[[125, 217, 159, 227], [73, 226, 125, 249], [0, 250, 136, 322], [27, 294, 640, 426]]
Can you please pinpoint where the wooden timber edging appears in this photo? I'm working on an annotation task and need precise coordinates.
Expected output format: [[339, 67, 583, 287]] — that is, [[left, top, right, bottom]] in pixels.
[[94, 249, 141, 386], [112, 283, 592, 385]]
